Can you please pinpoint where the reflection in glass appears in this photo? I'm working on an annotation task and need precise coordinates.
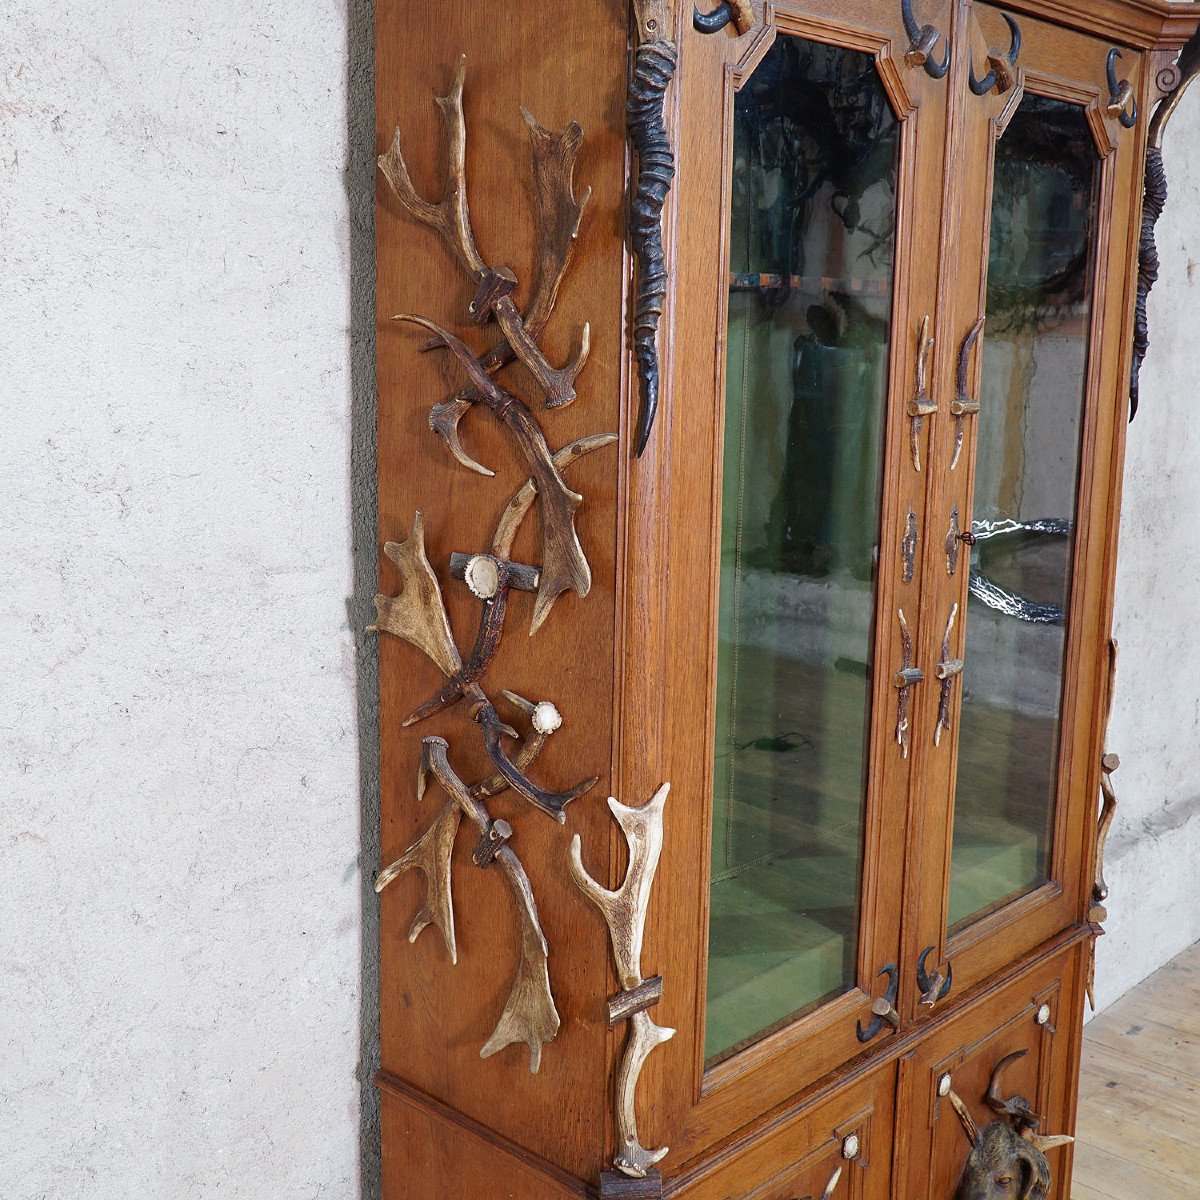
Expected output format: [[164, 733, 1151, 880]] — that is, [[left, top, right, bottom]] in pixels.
[[948, 96, 1098, 929], [705, 35, 898, 1062]]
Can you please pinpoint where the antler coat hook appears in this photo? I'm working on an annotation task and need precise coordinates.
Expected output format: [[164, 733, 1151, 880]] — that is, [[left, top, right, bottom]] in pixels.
[[901, 0, 951, 79], [969, 13, 1021, 96], [693, 0, 754, 35]]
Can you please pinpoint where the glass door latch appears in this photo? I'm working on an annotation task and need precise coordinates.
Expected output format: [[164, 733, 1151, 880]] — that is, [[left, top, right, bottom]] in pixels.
[[907, 315, 938, 472], [857, 964, 901, 1043], [934, 603, 963, 747], [950, 318, 984, 471], [916, 946, 954, 1010], [894, 610, 926, 759]]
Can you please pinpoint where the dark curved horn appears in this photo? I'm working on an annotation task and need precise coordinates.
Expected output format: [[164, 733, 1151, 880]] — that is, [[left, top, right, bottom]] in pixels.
[[969, 54, 997, 96], [916, 945, 954, 1001], [693, 2, 734, 33], [901, 0, 922, 43], [987, 1048, 1043, 1131], [1107, 47, 1123, 96], [970, 13, 1021, 95], [1004, 13, 1022, 66], [926, 40, 951, 80], [1107, 48, 1139, 129]]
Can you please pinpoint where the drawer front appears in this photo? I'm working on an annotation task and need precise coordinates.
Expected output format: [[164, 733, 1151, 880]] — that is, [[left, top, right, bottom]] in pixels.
[[675, 1064, 895, 1200], [894, 939, 1086, 1200]]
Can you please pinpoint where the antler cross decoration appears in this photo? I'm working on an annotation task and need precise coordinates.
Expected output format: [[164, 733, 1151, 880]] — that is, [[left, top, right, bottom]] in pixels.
[[373, 59, 616, 1073]]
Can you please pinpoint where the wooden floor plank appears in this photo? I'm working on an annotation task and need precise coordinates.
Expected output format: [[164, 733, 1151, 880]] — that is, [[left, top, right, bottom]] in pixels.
[[1073, 941, 1200, 1198]]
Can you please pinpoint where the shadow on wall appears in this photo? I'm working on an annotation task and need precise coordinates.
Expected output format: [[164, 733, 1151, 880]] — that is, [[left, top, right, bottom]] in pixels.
[[344, 0, 381, 1196]]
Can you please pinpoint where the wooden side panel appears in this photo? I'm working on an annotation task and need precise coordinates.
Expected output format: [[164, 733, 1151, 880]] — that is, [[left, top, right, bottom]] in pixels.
[[380, 1076, 587, 1200], [374, 1, 630, 1185]]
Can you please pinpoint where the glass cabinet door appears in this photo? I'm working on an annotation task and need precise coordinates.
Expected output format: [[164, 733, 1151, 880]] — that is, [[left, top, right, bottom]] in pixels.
[[947, 93, 1098, 929], [907, 5, 1146, 998], [704, 25, 920, 1067]]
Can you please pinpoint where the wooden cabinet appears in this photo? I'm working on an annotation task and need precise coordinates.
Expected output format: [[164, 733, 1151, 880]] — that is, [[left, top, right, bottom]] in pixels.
[[372, 2, 1199, 1197]]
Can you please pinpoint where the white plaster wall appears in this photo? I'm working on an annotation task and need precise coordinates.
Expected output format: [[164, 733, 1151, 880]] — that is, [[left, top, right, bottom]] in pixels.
[[1095, 84, 1200, 1013], [1, 3, 379, 1198]]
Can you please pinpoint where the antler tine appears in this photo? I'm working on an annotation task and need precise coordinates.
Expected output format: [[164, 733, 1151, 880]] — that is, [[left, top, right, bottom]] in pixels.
[[820, 1165, 844, 1200], [520, 110, 592, 338], [430, 395, 495, 477], [491, 432, 618, 562], [375, 802, 461, 963], [947, 1088, 982, 1146], [378, 56, 486, 278]]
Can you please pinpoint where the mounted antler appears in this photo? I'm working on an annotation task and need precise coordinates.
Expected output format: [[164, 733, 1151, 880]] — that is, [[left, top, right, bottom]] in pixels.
[[395, 316, 594, 632], [375, 689, 562, 964], [948, 1051, 1074, 1200], [371, 510, 597, 819], [415, 736, 560, 1072], [378, 58, 606, 633], [378, 57, 589, 409], [569, 784, 675, 1179]]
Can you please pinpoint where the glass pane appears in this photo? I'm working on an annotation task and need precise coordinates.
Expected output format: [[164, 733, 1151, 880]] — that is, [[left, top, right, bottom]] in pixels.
[[705, 35, 898, 1063], [948, 95, 1098, 929]]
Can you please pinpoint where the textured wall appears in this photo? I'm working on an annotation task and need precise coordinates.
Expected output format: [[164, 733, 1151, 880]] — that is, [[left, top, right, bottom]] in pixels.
[[1, 2, 379, 1198], [1096, 84, 1200, 1012], [1, 2, 1198, 1195]]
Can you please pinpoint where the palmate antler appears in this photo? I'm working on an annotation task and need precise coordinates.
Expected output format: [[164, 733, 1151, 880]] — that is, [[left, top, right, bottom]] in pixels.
[[374, 734, 561, 1073], [379, 57, 599, 633]]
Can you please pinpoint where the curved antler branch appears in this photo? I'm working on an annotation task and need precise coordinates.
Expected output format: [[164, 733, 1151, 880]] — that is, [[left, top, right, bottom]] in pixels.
[[394, 315, 592, 632]]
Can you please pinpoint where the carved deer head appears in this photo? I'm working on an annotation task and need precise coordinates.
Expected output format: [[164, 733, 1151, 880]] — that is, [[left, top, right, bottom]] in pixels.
[[950, 1051, 1073, 1200]]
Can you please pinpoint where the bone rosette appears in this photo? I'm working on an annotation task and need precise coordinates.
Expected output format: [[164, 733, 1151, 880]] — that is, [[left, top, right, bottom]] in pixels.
[[370, 58, 615, 1074]]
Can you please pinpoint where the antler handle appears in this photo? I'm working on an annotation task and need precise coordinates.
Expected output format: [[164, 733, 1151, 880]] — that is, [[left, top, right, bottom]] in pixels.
[[569, 784, 675, 1178]]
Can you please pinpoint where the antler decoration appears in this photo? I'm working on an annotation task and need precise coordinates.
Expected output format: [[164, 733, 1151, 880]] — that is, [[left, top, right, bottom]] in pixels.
[[378, 56, 602, 630], [947, 1051, 1073, 1200], [569, 783, 675, 1179], [628, 0, 678, 457], [374, 62, 617, 1073], [1088, 637, 1120, 1010]]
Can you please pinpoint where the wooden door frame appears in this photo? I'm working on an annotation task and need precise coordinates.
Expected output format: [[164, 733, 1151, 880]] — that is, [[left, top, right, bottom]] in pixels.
[[623, 0, 953, 1162], [901, 0, 1149, 1021]]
